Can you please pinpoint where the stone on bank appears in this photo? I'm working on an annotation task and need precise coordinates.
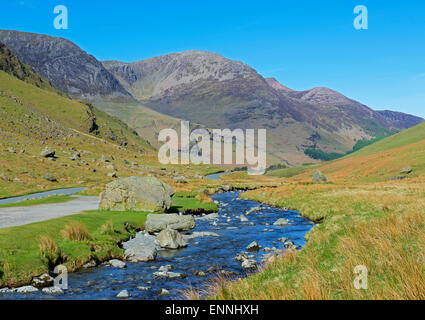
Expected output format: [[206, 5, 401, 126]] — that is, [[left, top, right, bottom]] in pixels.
[[99, 176, 174, 212]]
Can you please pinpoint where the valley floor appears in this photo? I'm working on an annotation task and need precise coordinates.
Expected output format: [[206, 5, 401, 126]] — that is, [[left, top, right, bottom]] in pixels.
[[203, 179, 425, 299]]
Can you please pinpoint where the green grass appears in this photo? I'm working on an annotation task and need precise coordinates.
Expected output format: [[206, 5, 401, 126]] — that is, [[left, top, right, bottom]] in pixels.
[[266, 165, 315, 178], [170, 196, 218, 213], [0, 195, 74, 208], [0, 209, 149, 288], [0, 195, 217, 288]]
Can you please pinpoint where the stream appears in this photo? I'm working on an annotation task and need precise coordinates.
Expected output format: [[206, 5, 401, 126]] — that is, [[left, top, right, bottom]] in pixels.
[[0, 191, 314, 300], [0, 187, 86, 205]]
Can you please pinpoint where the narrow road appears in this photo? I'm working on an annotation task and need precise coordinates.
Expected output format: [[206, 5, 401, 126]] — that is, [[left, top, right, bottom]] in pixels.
[[0, 196, 99, 229]]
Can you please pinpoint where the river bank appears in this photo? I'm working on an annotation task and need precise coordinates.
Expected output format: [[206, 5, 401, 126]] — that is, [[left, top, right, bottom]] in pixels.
[[209, 182, 425, 300], [0, 191, 314, 299]]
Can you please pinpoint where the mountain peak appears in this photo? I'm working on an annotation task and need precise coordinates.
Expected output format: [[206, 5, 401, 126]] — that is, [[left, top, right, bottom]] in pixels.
[[0, 29, 132, 100], [265, 77, 294, 92]]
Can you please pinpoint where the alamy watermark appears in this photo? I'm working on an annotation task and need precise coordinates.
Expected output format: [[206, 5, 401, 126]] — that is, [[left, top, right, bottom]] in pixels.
[[53, 5, 68, 30], [158, 121, 267, 175], [353, 265, 368, 290], [354, 5, 368, 30]]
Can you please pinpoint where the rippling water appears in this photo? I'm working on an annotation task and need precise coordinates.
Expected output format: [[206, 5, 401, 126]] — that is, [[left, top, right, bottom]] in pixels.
[[1, 191, 314, 300]]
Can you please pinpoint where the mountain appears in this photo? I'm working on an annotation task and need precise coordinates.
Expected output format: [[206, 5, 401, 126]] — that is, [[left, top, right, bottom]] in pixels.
[[376, 110, 424, 130], [104, 50, 422, 164], [269, 118, 425, 183], [0, 44, 158, 198], [1, 30, 421, 165], [0, 30, 132, 101], [267, 80, 423, 132], [0, 43, 152, 149], [0, 41, 61, 95]]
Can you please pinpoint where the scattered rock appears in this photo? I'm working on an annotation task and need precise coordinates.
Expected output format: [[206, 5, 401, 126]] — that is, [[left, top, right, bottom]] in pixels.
[[158, 265, 174, 272], [117, 290, 130, 299], [83, 260, 97, 269], [182, 231, 219, 240], [157, 228, 188, 249], [400, 166, 413, 174], [241, 259, 257, 269], [312, 169, 329, 183], [108, 259, 126, 269], [246, 241, 260, 251], [15, 286, 39, 294], [42, 287, 64, 295], [99, 176, 174, 212], [145, 214, 195, 233], [246, 206, 261, 215], [0, 174, 11, 182], [194, 270, 206, 277], [32, 273, 54, 288], [40, 147, 55, 158], [235, 253, 247, 262], [107, 171, 117, 178], [159, 288, 170, 296], [174, 176, 188, 184], [123, 232, 158, 262], [240, 214, 249, 222], [100, 155, 111, 162], [137, 286, 150, 291], [43, 174, 57, 182], [70, 152, 80, 161], [154, 271, 187, 279], [273, 218, 289, 226]]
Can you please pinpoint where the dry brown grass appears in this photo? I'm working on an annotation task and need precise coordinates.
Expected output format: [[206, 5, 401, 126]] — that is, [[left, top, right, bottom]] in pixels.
[[38, 235, 64, 268], [61, 223, 91, 241], [206, 180, 425, 300], [100, 220, 115, 235], [195, 193, 213, 203]]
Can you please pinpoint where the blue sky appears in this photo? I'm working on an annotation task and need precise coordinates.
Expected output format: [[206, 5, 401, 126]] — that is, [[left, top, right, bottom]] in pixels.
[[1, 0, 424, 117]]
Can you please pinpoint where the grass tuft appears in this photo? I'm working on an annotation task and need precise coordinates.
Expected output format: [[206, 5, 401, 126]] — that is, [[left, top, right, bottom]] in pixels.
[[38, 235, 64, 269], [61, 223, 91, 241], [100, 220, 115, 235]]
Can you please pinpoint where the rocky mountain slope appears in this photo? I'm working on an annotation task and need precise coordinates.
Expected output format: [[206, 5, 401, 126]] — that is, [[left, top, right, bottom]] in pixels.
[[0, 30, 131, 101], [0, 41, 62, 95], [376, 110, 424, 130], [0, 43, 161, 197], [1, 30, 421, 165], [104, 51, 423, 164]]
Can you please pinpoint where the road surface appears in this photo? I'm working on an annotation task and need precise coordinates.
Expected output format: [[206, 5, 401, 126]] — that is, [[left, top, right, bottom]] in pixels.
[[0, 196, 99, 229]]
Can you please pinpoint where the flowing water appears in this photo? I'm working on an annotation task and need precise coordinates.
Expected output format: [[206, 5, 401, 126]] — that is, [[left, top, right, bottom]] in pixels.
[[0, 187, 86, 205], [0, 191, 314, 300]]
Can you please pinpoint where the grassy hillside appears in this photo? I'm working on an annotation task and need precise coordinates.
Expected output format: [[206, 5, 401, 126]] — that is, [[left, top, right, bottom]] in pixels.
[[206, 180, 425, 300], [0, 42, 62, 95], [267, 120, 425, 182], [198, 120, 425, 300], [0, 70, 223, 199]]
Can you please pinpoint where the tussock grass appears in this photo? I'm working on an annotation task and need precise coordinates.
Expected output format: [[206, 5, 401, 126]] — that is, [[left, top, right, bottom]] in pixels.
[[207, 181, 425, 300], [100, 220, 115, 235], [61, 223, 91, 241], [38, 235, 64, 269], [195, 193, 213, 204]]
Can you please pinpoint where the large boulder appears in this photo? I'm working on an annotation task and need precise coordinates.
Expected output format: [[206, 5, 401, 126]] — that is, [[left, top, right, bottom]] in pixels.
[[123, 232, 157, 262], [145, 214, 195, 233], [157, 228, 188, 249], [99, 176, 174, 212], [312, 169, 329, 183]]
